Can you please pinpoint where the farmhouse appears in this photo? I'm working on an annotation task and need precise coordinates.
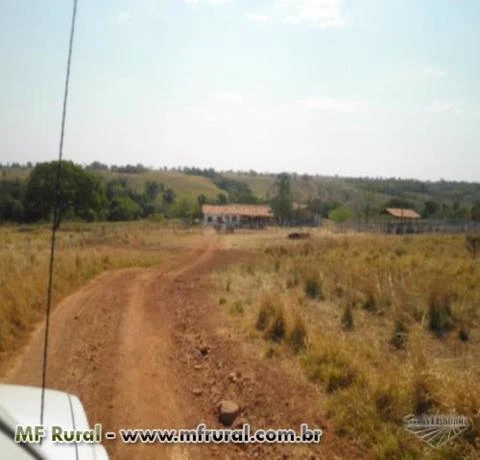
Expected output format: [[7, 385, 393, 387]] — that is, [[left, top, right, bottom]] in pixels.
[[202, 204, 274, 229], [381, 207, 421, 234], [382, 208, 421, 220]]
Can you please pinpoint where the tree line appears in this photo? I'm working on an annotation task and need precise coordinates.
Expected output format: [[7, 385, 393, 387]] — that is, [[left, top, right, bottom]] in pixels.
[[0, 161, 187, 225], [0, 161, 269, 226], [1, 162, 479, 226]]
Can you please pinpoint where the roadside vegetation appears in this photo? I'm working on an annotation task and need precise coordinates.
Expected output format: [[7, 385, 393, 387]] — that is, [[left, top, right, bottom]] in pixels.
[[0, 222, 201, 374], [215, 231, 480, 458]]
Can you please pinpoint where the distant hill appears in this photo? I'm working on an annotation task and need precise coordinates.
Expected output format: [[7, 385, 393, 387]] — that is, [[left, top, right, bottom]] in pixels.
[[1, 167, 223, 201], [223, 171, 480, 215], [100, 170, 224, 201], [1, 164, 479, 220]]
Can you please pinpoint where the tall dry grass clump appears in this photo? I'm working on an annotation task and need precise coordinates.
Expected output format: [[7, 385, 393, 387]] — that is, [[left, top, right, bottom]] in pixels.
[[218, 231, 480, 457], [0, 222, 191, 372]]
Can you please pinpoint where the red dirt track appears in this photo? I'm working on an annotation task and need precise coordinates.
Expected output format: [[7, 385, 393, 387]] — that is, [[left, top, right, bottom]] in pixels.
[[5, 232, 363, 459]]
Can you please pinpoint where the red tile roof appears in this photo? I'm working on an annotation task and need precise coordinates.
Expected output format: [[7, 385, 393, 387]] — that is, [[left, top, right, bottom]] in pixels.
[[384, 208, 421, 219], [202, 204, 273, 218]]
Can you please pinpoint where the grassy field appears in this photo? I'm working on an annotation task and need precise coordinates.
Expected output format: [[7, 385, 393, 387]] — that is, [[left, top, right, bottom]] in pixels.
[[0, 222, 204, 374], [215, 230, 480, 458], [100, 170, 224, 200]]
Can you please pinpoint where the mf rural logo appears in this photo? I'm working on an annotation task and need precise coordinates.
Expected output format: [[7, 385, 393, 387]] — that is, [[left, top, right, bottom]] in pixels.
[[403, 414, 471, 448]]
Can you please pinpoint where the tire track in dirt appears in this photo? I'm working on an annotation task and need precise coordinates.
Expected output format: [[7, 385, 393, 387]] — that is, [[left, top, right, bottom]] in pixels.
[[4, 234, 217, 459], [4, 232, 364, 459]]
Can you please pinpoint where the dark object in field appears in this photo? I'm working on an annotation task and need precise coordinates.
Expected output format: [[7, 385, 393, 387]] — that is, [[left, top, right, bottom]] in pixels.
[[288, 232, 310, 240], [217, 400, 241, 426], [465, 234, 480, 258]]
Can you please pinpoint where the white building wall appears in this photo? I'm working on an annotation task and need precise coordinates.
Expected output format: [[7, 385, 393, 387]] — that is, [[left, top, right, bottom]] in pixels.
[[203, 214, 241, 227]]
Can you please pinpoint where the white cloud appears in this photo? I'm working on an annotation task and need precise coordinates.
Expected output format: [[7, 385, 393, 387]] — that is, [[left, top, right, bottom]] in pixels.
[[279, 0, 346, 28], [247, 13, 273, 23], [210, 92, 243, 104], [247, 1, 347, 28], [115, 11, 132, 25], [425, 102, 463, 114], [423, 67, 447, 78], [297, 97, 367, 112]]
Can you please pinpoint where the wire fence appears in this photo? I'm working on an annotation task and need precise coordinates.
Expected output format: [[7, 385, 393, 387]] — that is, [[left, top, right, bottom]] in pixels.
[[331, 220, 480, 234]]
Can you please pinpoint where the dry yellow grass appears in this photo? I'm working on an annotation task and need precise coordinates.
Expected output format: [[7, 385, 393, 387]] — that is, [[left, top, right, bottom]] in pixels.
[[214, 230, 480, 458], [0, 222, 204, 373]]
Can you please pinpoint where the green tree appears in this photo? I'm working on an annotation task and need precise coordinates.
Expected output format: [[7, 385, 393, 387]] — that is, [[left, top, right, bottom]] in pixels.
[[168, 197, 199, 220], [472, 201, 480, 221], [360, 188, 375, 223], [329, 205, 352, 223], [0, 195, 24, 222], [423, 200, 440, 218], [217, 193, 227, 205], [212, 176, 256, 203], [450, 201, 470, 220], [86, 161, 109, 171], [197, 194, 207, 207], [271, 173, 293, 224], [162, 187, 176, 205], [307, 197, 338, 218], [108, 196, 143, 221], [24, 161, 105, 227], [145, 181, 163, 201]]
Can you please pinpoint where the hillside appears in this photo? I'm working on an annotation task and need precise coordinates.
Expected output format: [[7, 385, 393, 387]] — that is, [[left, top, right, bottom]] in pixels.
[[223, 171, 480, 216], [100, 170, 224, 201], [1, 167, 223, 201], [1, 164, 480, 221]]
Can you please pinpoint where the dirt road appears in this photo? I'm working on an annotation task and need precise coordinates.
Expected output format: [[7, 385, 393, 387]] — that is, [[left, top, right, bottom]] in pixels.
[[5, 232, 361, 459]]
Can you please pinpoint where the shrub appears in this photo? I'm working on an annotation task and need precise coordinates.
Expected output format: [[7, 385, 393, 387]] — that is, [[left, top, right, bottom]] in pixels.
[[286, 267, 300, 289], [304, 274, 323, 300], [362, 288, 377, 312], [390, 320, 408, 349], [256, 298, 275, 331], [273, 259, 281, 273], [427, 291, 455, 337], [302, 348, 357, 392], [299, 242, 315, 256], [256, 296, 287, 342], [412, 375, 437, 415], [341, 303, 355, 331], [458, 327, 469, 342], [229, 300, 244, 315], [288, 315, 307, 353], [264, 344, 279, 359], [266, 308, 287, 343], [465, 234, 480, 258]]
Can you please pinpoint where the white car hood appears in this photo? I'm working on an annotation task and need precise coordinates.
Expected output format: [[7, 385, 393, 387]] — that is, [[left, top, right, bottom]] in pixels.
[[0, 384, 107, 460]]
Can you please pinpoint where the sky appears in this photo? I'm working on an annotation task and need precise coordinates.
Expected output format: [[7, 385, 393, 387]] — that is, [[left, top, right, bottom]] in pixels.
[[1, 0, 479, 181]]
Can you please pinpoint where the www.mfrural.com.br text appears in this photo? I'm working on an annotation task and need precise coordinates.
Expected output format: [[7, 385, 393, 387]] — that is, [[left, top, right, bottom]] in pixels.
[[15, 423, 322, 445]]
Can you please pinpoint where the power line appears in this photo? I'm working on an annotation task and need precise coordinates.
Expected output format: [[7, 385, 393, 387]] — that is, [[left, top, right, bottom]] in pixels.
[[40, 0, 79, 426]]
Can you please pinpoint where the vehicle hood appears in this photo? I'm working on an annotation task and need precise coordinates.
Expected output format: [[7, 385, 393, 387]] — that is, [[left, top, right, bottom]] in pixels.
[[0, 384, 106, 460]]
